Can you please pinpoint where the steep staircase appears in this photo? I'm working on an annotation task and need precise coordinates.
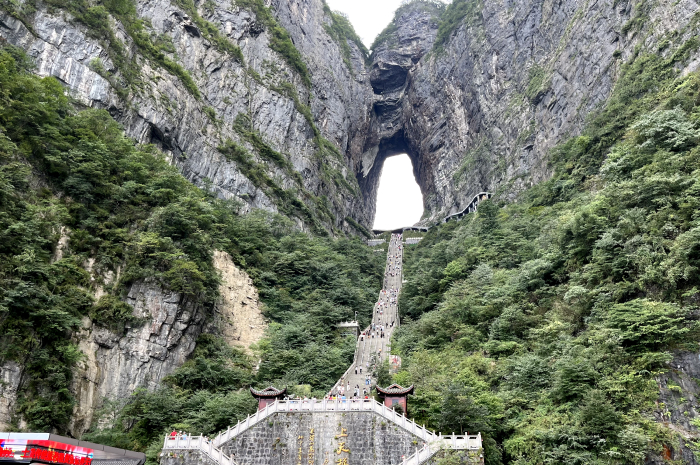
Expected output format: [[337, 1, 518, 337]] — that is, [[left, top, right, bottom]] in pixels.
[[162, 435, 238, 465], [161, 235, 483, 464], [330, 234, 403, 397]]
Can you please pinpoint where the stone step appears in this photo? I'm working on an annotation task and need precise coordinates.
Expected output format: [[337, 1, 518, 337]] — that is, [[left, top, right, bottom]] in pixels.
[[400, 434, 484, 464], [163, 435, 237, 465]]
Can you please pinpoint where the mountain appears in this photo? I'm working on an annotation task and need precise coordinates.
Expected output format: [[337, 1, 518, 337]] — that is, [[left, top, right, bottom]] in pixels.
[[2, 0, 700, 463]]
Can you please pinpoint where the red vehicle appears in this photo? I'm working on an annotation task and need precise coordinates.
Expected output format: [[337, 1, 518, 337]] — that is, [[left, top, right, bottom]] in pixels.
[[0, 433, 145, 465]]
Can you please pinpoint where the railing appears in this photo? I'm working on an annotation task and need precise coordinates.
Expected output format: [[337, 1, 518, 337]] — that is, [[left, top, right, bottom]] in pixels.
[[211, 398, 438, 448], [166, 405, 481, 465], [327, 359, 357, 398], [402, 433, 483, 464], [163, 435, 237, 465], [443, 192, 493, 223]]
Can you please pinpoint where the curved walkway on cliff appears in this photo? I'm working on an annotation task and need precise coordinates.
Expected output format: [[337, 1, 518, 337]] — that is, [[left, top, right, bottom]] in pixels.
[[371, 192, 493, 237]]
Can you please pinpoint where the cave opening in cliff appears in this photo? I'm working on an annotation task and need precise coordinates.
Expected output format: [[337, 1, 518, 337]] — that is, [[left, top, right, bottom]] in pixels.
[[373, 154, 424, 230]]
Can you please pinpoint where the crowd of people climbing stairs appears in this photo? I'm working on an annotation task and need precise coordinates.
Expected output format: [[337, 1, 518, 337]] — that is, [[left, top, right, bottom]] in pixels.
[[330, 234, 404, 399]]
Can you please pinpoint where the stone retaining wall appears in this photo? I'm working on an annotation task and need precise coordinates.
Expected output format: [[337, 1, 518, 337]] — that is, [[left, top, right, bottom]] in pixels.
[[161, 449, 218, 465], [221, 411, 426, 465]]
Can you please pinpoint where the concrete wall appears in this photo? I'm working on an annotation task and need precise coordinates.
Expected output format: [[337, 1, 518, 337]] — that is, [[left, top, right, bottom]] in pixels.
[[161, 449, 218, 465], [220, 411, 427, 465], [160, 447, 484, 465]]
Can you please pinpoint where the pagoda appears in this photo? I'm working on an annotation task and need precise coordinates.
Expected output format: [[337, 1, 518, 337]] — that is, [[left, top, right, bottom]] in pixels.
[[375, 384, 414, 415], [250, 386, 286, 410]]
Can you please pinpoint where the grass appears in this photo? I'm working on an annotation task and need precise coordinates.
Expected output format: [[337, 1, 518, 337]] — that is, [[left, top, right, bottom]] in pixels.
[[321, 2, 369, 71], [234, 0, 312, 87]]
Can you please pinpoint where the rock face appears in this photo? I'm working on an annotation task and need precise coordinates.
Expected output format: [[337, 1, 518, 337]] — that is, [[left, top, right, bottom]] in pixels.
[[0, 361, 22, 431], [69, 280, 204, 436], [359, 0, 700, 222], [0, 0, 372, 233], [66, 250, 263, 437], [644, 352, 700, 465], [211, 251, 266, 353], [357, 4, 441, 223]]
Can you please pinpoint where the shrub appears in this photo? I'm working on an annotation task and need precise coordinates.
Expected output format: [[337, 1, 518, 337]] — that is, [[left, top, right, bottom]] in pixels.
[[604, 299, 696, 351], [234, 0, 311, 86], [90, 295, 139, 331], [630, 107, 699, 151]]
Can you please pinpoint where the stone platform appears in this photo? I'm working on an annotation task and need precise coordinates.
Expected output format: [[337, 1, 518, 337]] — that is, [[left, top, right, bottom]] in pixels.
[[161, 407, 483, 465]]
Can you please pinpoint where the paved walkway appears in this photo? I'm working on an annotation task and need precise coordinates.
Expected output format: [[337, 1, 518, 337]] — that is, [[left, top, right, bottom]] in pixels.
[[331, 234, 404, 397]]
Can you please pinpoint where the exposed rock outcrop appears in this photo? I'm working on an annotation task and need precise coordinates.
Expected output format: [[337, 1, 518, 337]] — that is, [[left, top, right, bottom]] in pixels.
[[359, 0, 700, 223], [68, 280, 204, 436], [0, 361, 22, 431], [67, 248, 265, 436], [645, 352, 700, 464], [211, 251, 266, 353]]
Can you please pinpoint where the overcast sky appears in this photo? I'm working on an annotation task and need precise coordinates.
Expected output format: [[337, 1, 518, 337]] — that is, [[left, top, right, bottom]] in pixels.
[[372, 155, 424, 230], [324, 0, 405, 47]]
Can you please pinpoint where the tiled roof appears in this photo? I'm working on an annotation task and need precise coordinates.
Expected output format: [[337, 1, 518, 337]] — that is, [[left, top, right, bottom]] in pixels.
[[250, 386, 286, 398], [376, 384, 414, 396]]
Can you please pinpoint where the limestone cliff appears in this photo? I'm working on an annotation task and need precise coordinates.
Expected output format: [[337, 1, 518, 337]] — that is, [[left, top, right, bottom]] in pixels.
[[67, 280, 205, 436], [360, 0, 700, 222], [65, 252, 264, 436], [0, 0, 372, 234], [0, 0, 363, 434]]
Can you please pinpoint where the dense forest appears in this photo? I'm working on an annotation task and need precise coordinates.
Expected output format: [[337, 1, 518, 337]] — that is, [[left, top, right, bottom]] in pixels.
[[0, 43, 384, 459], [394, 39, 700, 464], [3, 0, 700, 461]]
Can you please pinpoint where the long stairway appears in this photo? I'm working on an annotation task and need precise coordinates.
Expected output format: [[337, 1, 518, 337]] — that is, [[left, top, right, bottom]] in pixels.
[[161, 235, 483, 464], [329, 233, 404, 397]]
